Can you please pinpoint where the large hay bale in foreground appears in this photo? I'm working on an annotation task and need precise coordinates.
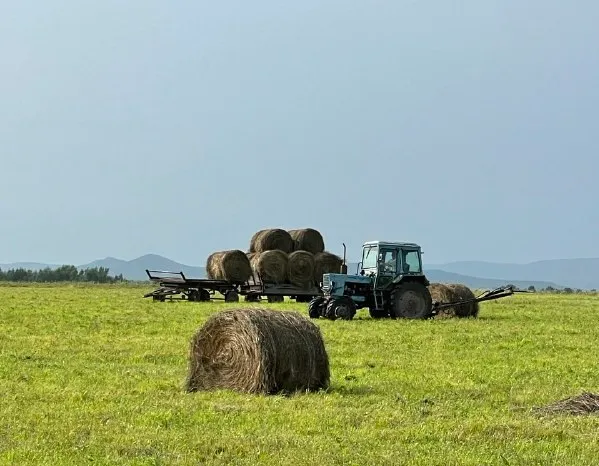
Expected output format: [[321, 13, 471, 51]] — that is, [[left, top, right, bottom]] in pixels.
[[287, 250, 315, 288], [250, 250, 288, 283], [288, 228, 325, 254], [185, 308, 330, 394], [446, 283, 479, 317], [313, 251, 343, 284], [206, 250, 252, 282], [249, 229, 294, 254]]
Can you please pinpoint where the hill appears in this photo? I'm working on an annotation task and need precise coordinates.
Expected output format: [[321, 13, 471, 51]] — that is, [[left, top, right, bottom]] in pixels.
[[0, 255, 577, 289], [345, 263, 562, 290], [80, 254, 205, 281], [427, 258, 599, 290]]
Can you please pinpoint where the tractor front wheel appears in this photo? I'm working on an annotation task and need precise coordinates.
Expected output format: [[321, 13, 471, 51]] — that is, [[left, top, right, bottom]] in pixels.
[[326, 296, 357, 320], [390, 282, 433, 319], [308, 296, 325, 318]]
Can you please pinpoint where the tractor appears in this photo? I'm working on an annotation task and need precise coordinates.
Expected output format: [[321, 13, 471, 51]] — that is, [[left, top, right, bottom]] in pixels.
[[308, 241, 434, 320]]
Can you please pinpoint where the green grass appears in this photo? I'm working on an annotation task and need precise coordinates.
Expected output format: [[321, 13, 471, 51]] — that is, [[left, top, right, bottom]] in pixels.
[[1, 284, 598, 465]]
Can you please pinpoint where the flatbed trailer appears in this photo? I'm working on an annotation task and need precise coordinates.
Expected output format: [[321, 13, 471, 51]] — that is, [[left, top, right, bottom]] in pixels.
[[143, 270, 323, 303]]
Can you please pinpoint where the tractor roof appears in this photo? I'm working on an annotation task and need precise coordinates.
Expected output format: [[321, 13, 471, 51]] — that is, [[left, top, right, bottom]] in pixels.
[[362, 240, 422, 249]]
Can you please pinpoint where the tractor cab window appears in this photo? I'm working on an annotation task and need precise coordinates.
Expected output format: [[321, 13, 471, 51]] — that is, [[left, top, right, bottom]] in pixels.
[[362, 246, 378, 269], [379, 249, 397, 274], [401, 250, 422, 274]]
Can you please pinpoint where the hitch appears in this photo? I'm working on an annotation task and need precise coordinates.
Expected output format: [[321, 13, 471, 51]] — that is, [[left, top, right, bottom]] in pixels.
[[431, 285, 530, 313]]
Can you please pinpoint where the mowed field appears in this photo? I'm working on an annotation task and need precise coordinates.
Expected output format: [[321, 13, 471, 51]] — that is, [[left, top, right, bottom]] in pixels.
[[1, 284, 598, 465]]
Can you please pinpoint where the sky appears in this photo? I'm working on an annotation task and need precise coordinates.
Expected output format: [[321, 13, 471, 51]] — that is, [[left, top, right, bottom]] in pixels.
[[1, 1, 598, 266]]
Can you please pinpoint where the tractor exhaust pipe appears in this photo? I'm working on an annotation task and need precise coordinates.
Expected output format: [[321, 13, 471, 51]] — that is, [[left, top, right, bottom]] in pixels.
[[340, 243, 348, 274]]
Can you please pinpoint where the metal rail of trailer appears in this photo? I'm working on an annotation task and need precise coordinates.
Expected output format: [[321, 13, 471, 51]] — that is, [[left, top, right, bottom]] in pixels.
[[143, 269, 323, 303]]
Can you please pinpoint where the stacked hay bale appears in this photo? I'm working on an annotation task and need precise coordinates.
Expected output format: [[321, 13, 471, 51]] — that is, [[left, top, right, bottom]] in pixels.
[[287, 250, 315, 288], [288, 228, 325, 254], [246, 227, 341, 288], [428, 282, 479, 318], [249, 249, 288, 284], [204, 227, 343, 292], [249, 229, 294, 254], [313, 251, 344, 285], [184, 308, 330, 394], [206, 250, 252, 283]]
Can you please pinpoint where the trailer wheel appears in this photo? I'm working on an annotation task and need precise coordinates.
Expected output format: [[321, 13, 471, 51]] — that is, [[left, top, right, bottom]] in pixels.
[[267, 295, 284, 303], [326, 296, 356, 320], [390, 282, 433, 319], [308, 297, 325, 318], [224, 290, 239, 302], [198, 289, 211, 302], [244, 294, 260, 302]]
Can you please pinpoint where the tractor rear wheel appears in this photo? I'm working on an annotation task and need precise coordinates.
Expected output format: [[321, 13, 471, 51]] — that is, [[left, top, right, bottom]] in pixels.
[[326, 296, 356, 320], [390, 282, 433, 319]]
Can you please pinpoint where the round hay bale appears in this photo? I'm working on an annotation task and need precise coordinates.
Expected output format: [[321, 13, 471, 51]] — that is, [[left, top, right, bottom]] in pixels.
[[250, 250, 288, 284], [428, 283, 457, 319], [184, 308, 330, 394], [288, 228, 325, 254], [446, 283, 479, 317], [205, 250, 252, 283], [288, 250, 315, 288], [313, 251, 343, 284], [249, 228, 294, 254]]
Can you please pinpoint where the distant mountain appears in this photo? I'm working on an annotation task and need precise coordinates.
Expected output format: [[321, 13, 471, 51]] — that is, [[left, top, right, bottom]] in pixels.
[[0, 262, 61, 271], [427, 258, 599, 290], [80, 254, 205, 281], [423, 269, 561, 290], [346, 263, 562, 290], [1, 254, 206, 282], [3, 254, 591, 289]]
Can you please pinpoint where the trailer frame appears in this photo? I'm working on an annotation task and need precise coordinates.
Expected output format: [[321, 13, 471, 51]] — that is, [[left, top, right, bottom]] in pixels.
[[143, 269, 323, 303]]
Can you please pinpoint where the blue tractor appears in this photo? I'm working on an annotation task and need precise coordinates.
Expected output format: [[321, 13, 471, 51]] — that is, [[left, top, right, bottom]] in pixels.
[[308, 241, 434, 320]]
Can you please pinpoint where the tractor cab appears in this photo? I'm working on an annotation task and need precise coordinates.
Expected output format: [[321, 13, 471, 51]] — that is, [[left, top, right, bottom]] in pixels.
[[359, 241, 427, 289]]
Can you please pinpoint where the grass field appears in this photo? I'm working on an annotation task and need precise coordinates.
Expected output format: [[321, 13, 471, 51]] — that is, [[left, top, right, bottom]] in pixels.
[[1, 284, 598, 465]]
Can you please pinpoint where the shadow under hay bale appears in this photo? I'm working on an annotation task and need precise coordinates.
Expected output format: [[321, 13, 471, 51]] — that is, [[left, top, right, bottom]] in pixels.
[[249, 229, 294, 254], [445, 283, 479, 317], [250, 250, 288, 284], [185, 308, 330, 395], [313, 251, 343, 285], [288, 228, 325, 254], [288, 250, 315, 288], [206, 250, 252, 283], [534, 392, 599, 416]]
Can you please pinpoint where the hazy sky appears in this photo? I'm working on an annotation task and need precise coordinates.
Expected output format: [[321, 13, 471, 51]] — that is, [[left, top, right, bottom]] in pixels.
[[2, 1, 598, 266]]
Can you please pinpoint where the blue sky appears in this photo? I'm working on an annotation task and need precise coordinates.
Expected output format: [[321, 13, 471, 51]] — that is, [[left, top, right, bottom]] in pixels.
[[2, 1, 597, 266]]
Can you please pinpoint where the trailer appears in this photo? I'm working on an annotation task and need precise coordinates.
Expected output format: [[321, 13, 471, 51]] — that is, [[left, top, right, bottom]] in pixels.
[[143, 269, 323, 303]]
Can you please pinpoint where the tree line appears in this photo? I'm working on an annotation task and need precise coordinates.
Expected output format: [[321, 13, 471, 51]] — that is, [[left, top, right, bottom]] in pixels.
[[0, 265, 125, 283]]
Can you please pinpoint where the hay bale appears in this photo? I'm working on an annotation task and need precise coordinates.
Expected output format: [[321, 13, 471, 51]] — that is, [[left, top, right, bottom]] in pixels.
[[249, 229, 294, 254], [185, 308, 330, 394], [313, 251, 343, 284], [288, 228, 325, 254], [428, 283, 458, 319], [206, 250, 252, 282], [446, 283, 479, 317], [250, 250, 288, 284], [534, 392, 599, 416], [288, 250, 315, 288]]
